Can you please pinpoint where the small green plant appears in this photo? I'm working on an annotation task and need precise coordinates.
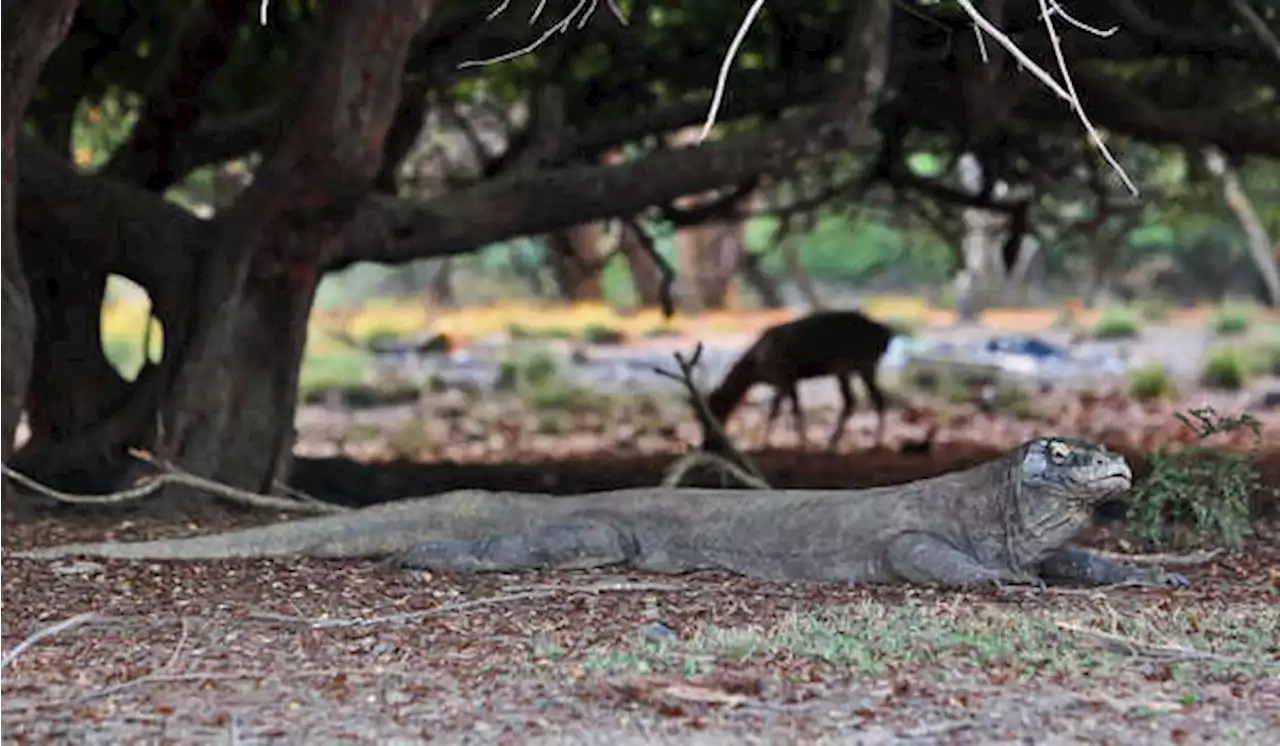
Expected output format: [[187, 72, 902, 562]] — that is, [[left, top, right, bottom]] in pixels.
[[581, 323, 626, 345], [642, 325, 680, 339], [1091, 307, 1141, 340], [507, 324, 573, 341], [360, 325, 402, 347], [1241, 336, 1280, 377], [1128, 365, 1177, 402], [1209, 303, 1254, 337], [1200, 348, 1247, 390], [1134, 297, 1171, 322], [495, 349, 562, 391], [1125, 407, 1262, 550]]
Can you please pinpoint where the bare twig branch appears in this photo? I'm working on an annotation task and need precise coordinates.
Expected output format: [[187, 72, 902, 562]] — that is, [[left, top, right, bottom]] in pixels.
[[954, 0, 1139, 196], [605, 0, 628, 27], [652, 344, 768, 485], [487, 0, 513, 22], [460, 0, 592, 68], [698, 0, 768, 142], [1043, 1, 1119, 38], [1, 612, 99, 671], [1228, 0, 1280, 63]]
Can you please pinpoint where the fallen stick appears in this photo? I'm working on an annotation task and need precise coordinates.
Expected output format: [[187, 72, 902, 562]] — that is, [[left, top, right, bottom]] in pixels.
[[1089, 548, 1223, 567], [1054, 621, 1279, 667], [251, 580, 678, 629], [1, 612, 99, 671]]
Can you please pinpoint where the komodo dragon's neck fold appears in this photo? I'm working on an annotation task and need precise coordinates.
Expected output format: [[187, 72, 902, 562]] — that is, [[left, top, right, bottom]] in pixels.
[[1003, 461, 1093, 568]]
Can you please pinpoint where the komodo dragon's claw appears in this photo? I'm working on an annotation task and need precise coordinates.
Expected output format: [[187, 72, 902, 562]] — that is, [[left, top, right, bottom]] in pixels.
[[1147, 569, 1191, 588]]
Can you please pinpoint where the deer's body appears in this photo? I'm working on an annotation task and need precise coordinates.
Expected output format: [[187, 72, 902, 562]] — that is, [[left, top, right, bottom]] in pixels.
[[707, 310, 894, 449]]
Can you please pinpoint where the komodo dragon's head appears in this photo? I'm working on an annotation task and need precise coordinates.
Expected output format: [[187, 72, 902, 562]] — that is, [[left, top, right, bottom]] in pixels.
[[1016, 436, 1133, 507]]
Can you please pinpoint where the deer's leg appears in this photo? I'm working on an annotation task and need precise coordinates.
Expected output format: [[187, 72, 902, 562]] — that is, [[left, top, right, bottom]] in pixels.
[[762, 389, 785, 448], [857, 366, 888, 446], [828, 373, 857, 450], [784, 382, 807, 448]]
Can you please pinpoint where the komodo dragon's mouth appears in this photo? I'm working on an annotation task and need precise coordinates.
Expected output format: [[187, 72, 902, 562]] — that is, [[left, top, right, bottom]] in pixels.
[[1087, 472, 1133, 491]]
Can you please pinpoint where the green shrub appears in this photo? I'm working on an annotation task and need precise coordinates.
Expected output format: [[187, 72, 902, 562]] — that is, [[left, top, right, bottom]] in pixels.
[[1125, 408, 1262, 550], [1134, 297, 1170, 322], [1091, 308, 1141, 340], [496, 349, 562, 391], [1241, 335, 1280, 377], [1127, 365, 1177, 402], [508, 324, 573, 341], [360, 326, 402, 348], [1200, 349, 1247, 390], [581, 323, 626, 345], [1209, 303, 1254, 337]]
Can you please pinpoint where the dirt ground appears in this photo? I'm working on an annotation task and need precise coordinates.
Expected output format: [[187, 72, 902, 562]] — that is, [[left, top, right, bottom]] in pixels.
[[4, 311, 1280, 744], [4, 439, 1279, 744]]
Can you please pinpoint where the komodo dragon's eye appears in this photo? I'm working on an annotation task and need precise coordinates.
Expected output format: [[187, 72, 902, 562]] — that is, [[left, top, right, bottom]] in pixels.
[[1048, 440, 1072, 464]]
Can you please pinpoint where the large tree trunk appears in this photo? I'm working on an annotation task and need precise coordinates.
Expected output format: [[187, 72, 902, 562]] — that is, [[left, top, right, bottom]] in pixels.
[[1203, 147, 1280, 307], [1, 0, 81, 495], [673, 216, 749, 313], [428, 259, 457, 308], [10, 0, 433, 502], [160, 265, 318, 494], [738, 251, 784, 309], [24, 261, 130, 445], [152, 0, 432, 498], [544, 224, 605, 302], [695, 222, 748, 311], [619, 222, 666, 307]]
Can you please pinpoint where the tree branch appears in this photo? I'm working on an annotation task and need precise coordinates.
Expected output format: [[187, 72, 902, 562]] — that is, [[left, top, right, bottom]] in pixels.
[[339, 0, 892, 266], [1055, 64, 1280, 158], [102, 0, 254, 190], [15, 140, 207, 317]]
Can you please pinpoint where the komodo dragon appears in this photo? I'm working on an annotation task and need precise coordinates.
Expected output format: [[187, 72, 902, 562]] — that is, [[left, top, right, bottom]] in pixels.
[[13, 437, 1188, 589]]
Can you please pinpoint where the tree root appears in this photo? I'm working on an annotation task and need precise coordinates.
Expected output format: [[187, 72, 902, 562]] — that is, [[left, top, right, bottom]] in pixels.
[[1, 448, 346, 515]]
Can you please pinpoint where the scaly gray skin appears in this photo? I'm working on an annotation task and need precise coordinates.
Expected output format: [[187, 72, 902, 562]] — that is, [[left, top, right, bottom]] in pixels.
[[11, 437, 1189, 590]]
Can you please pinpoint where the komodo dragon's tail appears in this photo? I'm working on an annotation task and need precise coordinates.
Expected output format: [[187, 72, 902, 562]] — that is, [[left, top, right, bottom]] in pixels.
[[9, 493, 519, 561]]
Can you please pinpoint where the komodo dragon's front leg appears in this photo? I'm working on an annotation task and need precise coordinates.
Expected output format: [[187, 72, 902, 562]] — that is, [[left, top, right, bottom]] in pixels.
[[394, 519, 641, 573], [884, 532, 1043, 588], [1037, 546, 1190, 588]]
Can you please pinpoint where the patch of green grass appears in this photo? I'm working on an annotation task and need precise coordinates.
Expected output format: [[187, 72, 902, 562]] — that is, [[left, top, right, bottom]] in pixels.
[[1091, 307, 1142, 340], [298, 352, 366, 398], [495, 348, 610, 414], [1200, 348, 1248, 391], [580, 598, 1278, 681], [1209, 303, 1255, 337], [1128, 365, 1177, 402], [1126, 407, 1264, 550]]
